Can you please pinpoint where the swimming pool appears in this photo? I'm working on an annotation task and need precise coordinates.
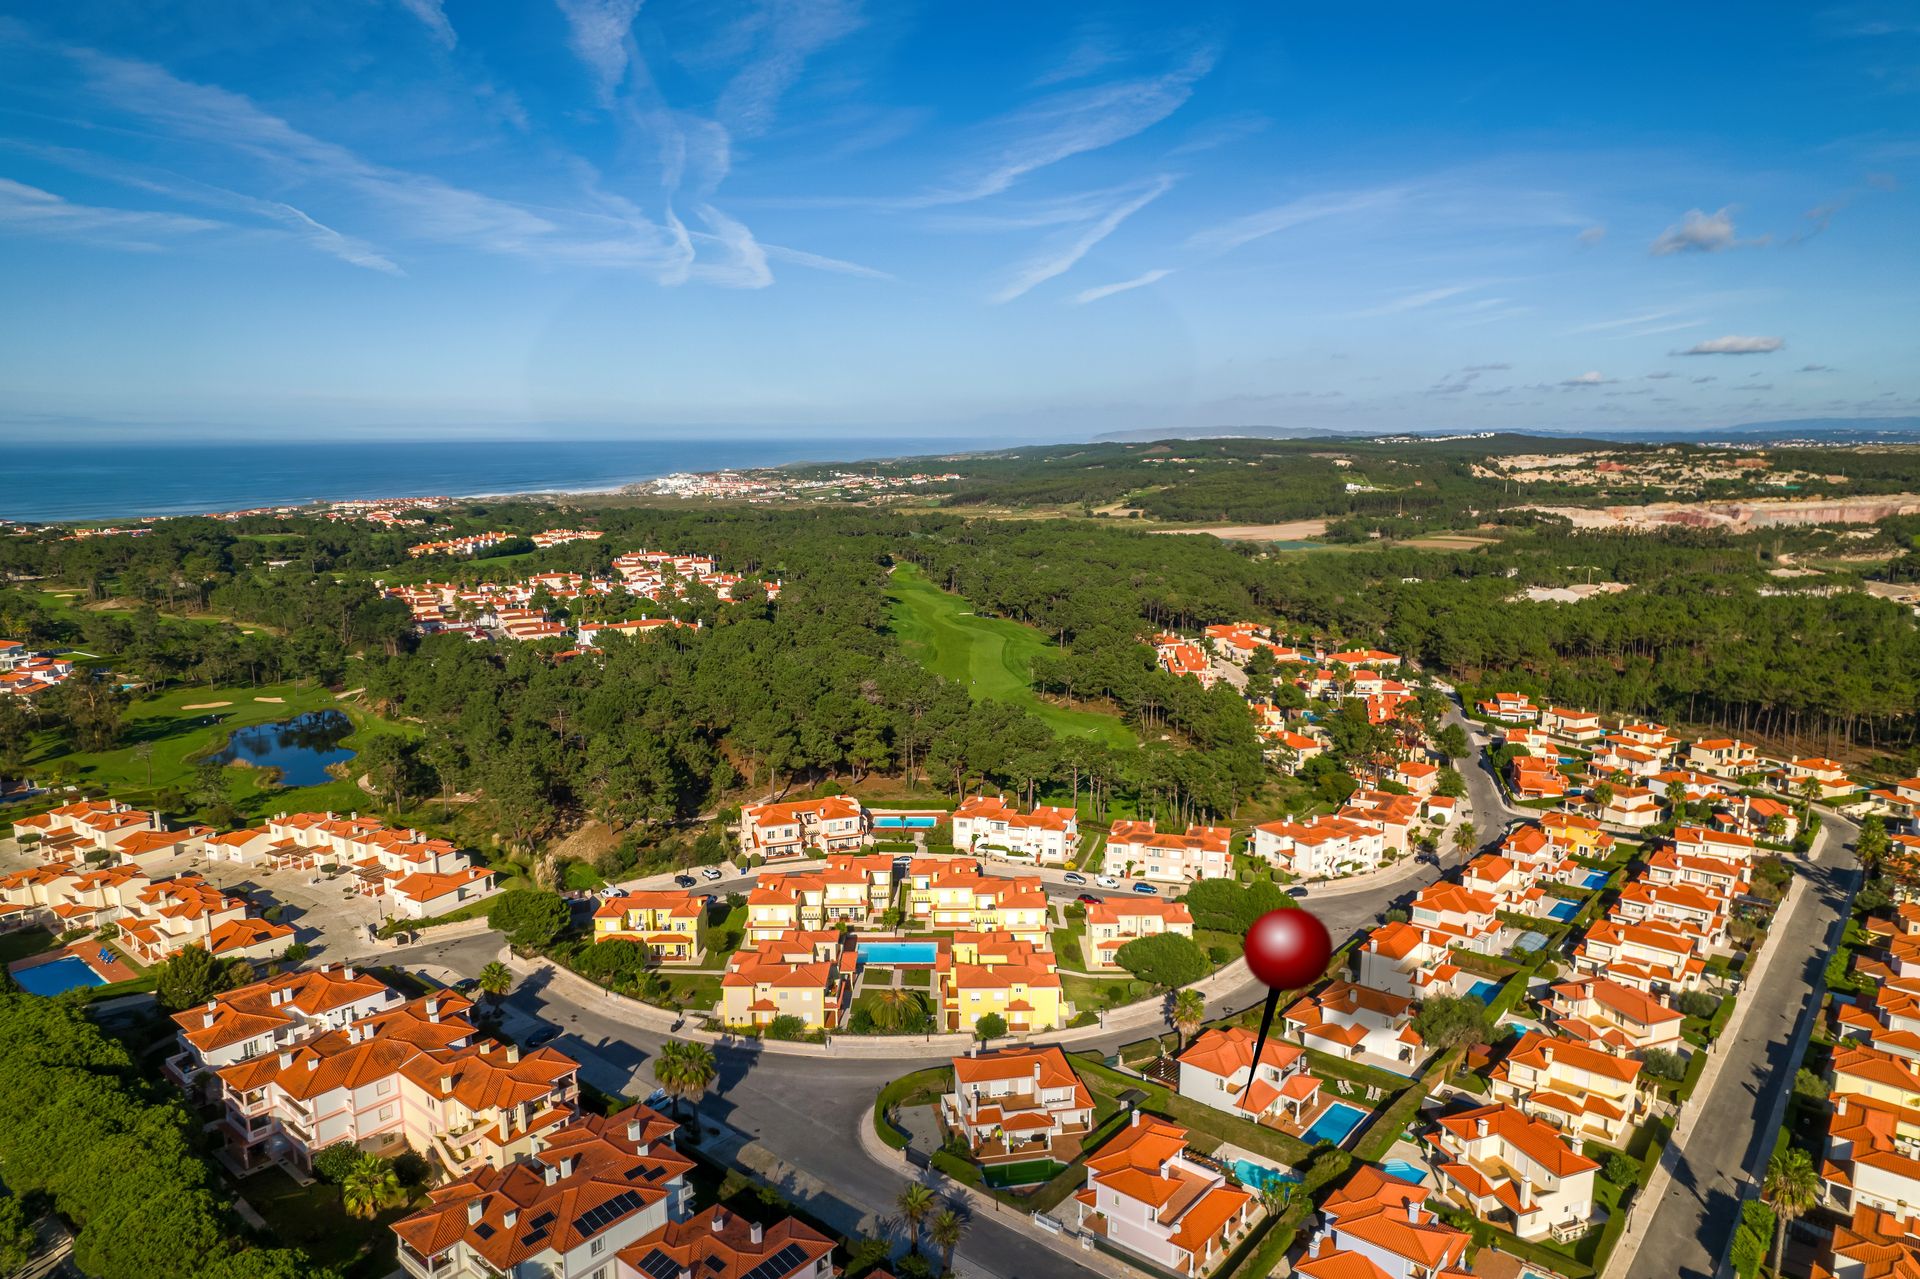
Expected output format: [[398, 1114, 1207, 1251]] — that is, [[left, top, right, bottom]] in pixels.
[[1230, 1159, 1299, 1193], [1379, 1159, 1428, 1185], [1301, 1102, 1366, 1146], [873, 815, 939, 828], [1547, 900, 1580, 921], [1579, 870, 1608, 889], [856, 941, 938, 965], [1465, 978, 1502, 1003], [12, 955, 107, 996]]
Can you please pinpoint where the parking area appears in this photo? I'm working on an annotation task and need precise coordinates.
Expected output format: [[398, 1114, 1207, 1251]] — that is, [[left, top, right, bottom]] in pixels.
[[157, 849, 389, 958]]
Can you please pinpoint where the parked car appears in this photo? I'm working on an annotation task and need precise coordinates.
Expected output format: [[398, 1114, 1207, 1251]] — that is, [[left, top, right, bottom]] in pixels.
[[1287, 886, 1310, 898], [673, 874, 697, 888], [644, 1088, 671, 1111], [452, 977, 481, 995], [1095, 875, 1121, 889], [1062, 871, 1087, 885], [1076, 893, 1102, 907], [1131, 882, 1160, 895], [700, 866, 724, 881], [525, 1027, 561, 1048]]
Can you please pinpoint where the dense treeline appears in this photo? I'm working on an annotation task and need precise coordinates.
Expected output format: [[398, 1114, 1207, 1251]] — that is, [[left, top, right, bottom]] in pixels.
[[0, 994, 331, 1279]]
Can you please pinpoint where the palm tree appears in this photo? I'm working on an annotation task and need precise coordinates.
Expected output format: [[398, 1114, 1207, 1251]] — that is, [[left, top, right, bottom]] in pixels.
[[1762, 1148, 1818, 1278], [653, 1039, 717, 1126], [478, 961, 513, 1005], [871, 988, 918, 1032], [896, 1183, 935, 1256], [1451, 820, 1477, 860], [340, 1154, 404, 1220], [929, 1207, 965, 1276], [1169, 988, 1206, 1052]]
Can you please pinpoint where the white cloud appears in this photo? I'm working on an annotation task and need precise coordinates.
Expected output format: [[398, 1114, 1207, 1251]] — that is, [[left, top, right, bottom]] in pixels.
[[918, 50, 1214, 206], [1650, 206, 1754, 255], [1577, 224, 1606, 245], [716, 0, 864, 138], [1560, 371, 1615, 386], [1675, 335, 1784, 355], [1184, 186, 1408, 255], [555, 0, 645, 106], [991, 176, 1173, 303], [396, 0, 456, 47], [761, 241, 893, 280], [1072, 267, 1172, 304], [0, 177, 222, 249], [1349, 283, 1480, 318]]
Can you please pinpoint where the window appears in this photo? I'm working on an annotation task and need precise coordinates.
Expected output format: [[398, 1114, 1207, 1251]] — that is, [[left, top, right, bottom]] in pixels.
[[590, 1237, 606, 1257], [375, 1078, 392, 1095], [378, 1104, 394, 1121]]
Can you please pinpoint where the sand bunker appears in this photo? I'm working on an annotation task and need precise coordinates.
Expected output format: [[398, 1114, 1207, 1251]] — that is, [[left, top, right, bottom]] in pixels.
[[253, 696, 285, 704], [181, 701, 232, 710]]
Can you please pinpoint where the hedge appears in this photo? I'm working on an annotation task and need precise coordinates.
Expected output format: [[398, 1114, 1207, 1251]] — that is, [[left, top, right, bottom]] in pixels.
[[1071, 1053, 1313, 1167], [872, 1065, 951, 1150]]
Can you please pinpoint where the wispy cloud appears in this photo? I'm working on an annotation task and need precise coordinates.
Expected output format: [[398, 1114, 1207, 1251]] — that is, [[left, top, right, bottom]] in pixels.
[[0, 177, 221, 249], [1072, 267, 1172, 304], [716, 0, 864, 138], [555, 0, 645, 106], [1798, 363, 1833, 372], [761, 241, 893, 279], [916, 49, 1214, 206], [1184, 186, 1408, 255], [396, 0, 456, 47], [1349, 282, 1481, 318], [1560, 371, 1615, 386], [991, 175, 1173, 303], [1577, 224, 1606, 245], [1650, 206, 1765, 255], [1674, 335, 1784, 355]]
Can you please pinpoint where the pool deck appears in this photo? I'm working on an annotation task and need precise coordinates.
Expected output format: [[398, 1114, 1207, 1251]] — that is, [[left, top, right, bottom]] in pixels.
[[7, 941, 138, 984]]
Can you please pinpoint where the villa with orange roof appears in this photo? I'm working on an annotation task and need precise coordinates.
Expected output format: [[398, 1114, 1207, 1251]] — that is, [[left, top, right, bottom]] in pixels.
[[743, 853, 895, 941], [1355, 920, 1468, 1001], [1612, 879, 1730, 947], [1541, 706, 1605, 744], [952, 795, 1081, 865], [1106, 820, 1234, 882], [1261, 723, 1326, 775], [1175, 1026, 1317, 1125], [1426, 1103, 1600, 1242], [1572, 915, 1708, 995], [392, 1104, 696, 1279], [1251, 814, 1386, 879], [941, 1046, 1096, 1165], [1084, 897, 1195, 971], [1544, 976, 1685, 1057], [115, 873, 295, 965], [1808, 1203, 1920, 1279], [1298, 1163, 1474, 1279], [903, 858, 1049, 944], [939, 931, 1070, 1034], [1689, 737, 1762, 777], [1072, 1111, 1256, 1276], [1510, 755, 1567, 802], [614, 1206, 833, 1279], [739, 796, 868, 859], [1594, 783, 1663, 829], [1409, 881, 1504, 955], [1283, 980, 1424, 1067], [1784, 756, 1859, 802], [1821, 1044, 1920, 1228], [1156, 639, 1218, 688], [718, 930, 853, 1031], [1714, 793, 1799, 843], [1491, 1031, 1645, 1145], [1477, 692, 1538, 723], [165, 962, 402, 1087], [593, 890, 707, 963]]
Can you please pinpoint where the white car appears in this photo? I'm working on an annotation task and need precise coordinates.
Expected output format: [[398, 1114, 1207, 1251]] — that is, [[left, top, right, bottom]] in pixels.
[[700, 866, 724, 881], [1095, 875, 1121, 890]]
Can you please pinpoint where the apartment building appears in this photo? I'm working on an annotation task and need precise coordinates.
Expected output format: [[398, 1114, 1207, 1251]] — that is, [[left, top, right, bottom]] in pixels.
[[1490, 1032, 1645, 1145], [744, 854, 896, 941], [1071, 1112, 1256, 1277], [1544, 976, 1685, 1057], [1106, 820, 1234, 883], [392, 1106, 696, 1279], [939, 932, 1070, 1035], [718, 931, 854, 1031], [941, 1046, 1096, 1165], [1176, 1027, 1315, 1125], [1251, 815, 1387, 878], [1297, 1163, 1474, 1279], [952, 796, 1081, 865], [1426, 1103, 1600, 1243], [739, 797, 868, 860], [166, 963, 400, 1086], [1083, 898, 1196, 971], [903, 859, 1049, 944], [593, 890, 707, 963]]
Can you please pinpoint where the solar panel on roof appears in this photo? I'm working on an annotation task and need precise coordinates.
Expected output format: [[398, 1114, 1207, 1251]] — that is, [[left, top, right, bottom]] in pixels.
[[635, 1248, 680, 1279], [572, 1189, 646, 1238], [740, 1242, 809, 1279], [528, 1211, 557, 1230], [472, 1221, 495, 1240]]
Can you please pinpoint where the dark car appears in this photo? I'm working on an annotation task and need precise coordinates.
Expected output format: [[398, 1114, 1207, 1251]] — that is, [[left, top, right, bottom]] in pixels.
[[1131, 882, 1160, 895], [1287, 886, 1310, 898], [452, 977, 481, 995], [526, 1027, 561, 1048], [1076, 893, 1101, 906], [674, 874, 697, 888]]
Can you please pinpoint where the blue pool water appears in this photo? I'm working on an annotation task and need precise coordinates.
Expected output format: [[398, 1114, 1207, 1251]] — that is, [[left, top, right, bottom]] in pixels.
[[1231, 1160, 1299, 1193], [857, 941, 938, 965], [1514, 930, 1548, 953], [1580, 870, 1608, 889], [873, 815, 939, 828], [1465, 979, 1502, 1003], [1547, 900, 1580, 921], [1379, 1159, 1429, 1185], [12, 955, 107, 996], [1301, 1102, 1367, 1146]]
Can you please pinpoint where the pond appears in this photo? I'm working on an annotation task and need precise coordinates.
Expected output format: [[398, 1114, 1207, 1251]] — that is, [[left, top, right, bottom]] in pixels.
[[210, 710, 356, 787]]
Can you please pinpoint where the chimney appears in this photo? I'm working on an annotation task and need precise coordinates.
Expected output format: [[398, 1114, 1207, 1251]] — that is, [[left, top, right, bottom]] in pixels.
[[502, 1209, 517, 1230], [203, 1012, 216, 1029], [343, 965, 355, 980], [1308, 1234, 1322, 1259], [750, 1222, 764, 1246], [711, 1210, 728, 1234], [441, 1074, 454, 1092], [306, 1056, 318, 1072], [1130, 1107, 1140, 1128], [278, 1050, 293, 1069], [543, 1163, 559, 1186], [507, 1044, 520, 1064], [1406, 1200, 1419, 1224], [1475, 1116, 1489, 1138], [467, 1201, 483, 1225], [559, 1156, 576, 1179], [627, 1119, 643, 1143]]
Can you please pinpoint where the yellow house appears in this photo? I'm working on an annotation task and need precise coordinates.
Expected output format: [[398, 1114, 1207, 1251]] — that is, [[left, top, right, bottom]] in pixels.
[[1490, 1032, 1645, 1146], [905, 859, 1048, 944], [590, 890, 705, 964], [719, 931, 852, 1031], [941, 932, 1071, 1035]]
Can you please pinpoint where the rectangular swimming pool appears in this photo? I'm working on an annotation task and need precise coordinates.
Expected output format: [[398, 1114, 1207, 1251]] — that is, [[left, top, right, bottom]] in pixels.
[[1547, 900, 1580, 921], [1301, 1102, 1366, 1147], [873, 815, 939, 828], [856, 941, 938, 965], [12, 955, 108, 997], [1465, 978, 1502, 1003], [1580, 870, 1608, 889]]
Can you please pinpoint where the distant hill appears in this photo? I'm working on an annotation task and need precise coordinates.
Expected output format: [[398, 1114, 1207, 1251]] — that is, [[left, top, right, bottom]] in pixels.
[[1093, 417, 1920, 446]]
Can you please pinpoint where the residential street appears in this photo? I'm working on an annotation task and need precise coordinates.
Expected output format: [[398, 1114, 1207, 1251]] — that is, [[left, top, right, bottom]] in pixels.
[[1623, 813, 1859, 1279]]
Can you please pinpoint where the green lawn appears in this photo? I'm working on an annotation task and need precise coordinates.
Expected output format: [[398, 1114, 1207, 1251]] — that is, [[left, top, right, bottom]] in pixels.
[[17, 680, 417, 822], [237, 1164, 416, 1276], [885, 563, 1133, 747], [0, 927, 56, 967]]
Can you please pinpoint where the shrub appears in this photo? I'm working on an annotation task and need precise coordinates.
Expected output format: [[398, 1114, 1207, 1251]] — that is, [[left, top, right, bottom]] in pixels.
[[763, 1015, 808, 1041], [492, 890, 570, 950], [974, 1012, 1007, 1042], [1604, 1154, 1638, 1186], [1642, 1048, 1688, 1082], [1115, 933, 1210, 989], [312, 1142, 363, 1185], [1182, 878, 1292, 934], [1675, 990, 1720, 1019]]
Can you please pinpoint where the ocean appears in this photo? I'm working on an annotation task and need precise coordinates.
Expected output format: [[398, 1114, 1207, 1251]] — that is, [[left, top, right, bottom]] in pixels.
[[0, 437, 973, 523]]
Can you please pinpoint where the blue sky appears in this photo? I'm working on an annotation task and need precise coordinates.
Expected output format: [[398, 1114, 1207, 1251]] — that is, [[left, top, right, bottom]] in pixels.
[[0, 1, 1916, 440]]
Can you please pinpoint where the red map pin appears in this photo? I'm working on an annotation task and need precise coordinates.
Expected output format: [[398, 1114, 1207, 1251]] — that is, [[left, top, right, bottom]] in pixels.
[[1242, 908, 1333, 1085]]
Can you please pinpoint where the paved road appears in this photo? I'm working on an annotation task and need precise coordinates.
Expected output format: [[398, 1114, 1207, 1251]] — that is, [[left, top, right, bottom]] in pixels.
[[1624, 813, 1859, 1279]]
